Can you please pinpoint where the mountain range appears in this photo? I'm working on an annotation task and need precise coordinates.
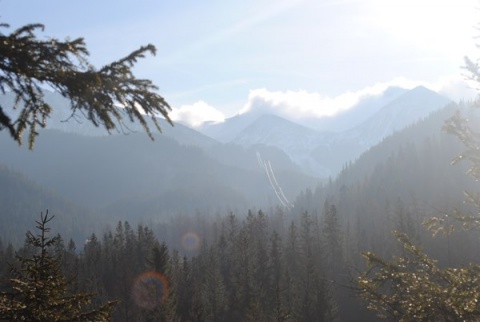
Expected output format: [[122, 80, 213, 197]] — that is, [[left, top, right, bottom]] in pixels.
[[35, 85, 452, 178], [0, 86, 452, 181], [0, 85, 464, 244], [198, 85, 451, 176]]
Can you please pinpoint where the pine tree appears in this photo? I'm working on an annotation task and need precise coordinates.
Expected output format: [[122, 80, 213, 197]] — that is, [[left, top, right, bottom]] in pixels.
[[81, 232, 108, 311], [322, 202, 343, 280], [231, 223, 256, 320], [201, 246, 227, 322], [0, 211, 116, 321], [283, 221, 301, 321], [267, 231, 289, 321], [142, 242, 176, 322]]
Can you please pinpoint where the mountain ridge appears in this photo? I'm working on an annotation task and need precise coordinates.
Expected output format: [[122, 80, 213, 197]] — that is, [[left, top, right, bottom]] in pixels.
[[0, 85, 452, 178], [203, 86, 451, 177]]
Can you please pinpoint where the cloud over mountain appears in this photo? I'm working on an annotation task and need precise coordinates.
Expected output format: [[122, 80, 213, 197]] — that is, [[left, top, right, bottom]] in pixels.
[[238, 77, 466, 122], [239, 88, 360, 119], [170, 101, 225, 127], [171, 76, 475, 129]]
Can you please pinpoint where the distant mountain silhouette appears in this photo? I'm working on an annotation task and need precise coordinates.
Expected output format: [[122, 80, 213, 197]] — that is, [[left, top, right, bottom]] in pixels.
[[0, 128, 317, 220], [0, 164, 97, 247], [200, 86, 451, 177]]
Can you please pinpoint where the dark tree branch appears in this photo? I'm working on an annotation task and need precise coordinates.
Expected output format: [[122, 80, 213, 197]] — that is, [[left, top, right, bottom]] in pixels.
[[0, 23, 172, 148]]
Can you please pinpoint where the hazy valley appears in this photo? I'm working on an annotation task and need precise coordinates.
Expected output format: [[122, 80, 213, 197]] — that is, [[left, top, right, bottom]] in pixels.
[[0, 85, 465, 247], [1, 87, 479, 321], [3, 2, 480, 320]]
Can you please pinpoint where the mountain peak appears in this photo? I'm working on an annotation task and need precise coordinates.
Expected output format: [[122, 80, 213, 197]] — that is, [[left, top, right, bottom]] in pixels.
[[411, 84, 432, 92], [405, 85, 440, 96], [347, 85, 451, 144], [233, 114, 319, 143]]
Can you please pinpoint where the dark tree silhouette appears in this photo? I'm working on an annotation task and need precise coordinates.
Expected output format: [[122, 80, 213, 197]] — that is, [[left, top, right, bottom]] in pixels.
[[0, 211, 116, 321], [0, 23, 172, 148]]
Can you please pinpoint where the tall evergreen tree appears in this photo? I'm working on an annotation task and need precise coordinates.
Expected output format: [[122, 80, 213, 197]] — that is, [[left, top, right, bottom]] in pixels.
[[267, 231, 289, 321], [283, 221, 301, 320], [201, 246, 228, 322], [143, 242, 176, 322], [322, 202, 343, 280], [0, 212, 116, 321]]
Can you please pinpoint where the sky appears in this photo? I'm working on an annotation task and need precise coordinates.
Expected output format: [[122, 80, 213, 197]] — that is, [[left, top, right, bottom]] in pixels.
[[1, 0, 479, 127]]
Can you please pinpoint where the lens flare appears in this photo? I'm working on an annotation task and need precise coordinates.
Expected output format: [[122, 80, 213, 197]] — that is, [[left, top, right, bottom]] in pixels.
[[132, 271, 169, 310], [181, 231, 201, 251]]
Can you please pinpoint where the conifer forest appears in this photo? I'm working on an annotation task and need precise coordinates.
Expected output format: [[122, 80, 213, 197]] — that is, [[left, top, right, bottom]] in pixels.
[[3, 7, 480, 322]]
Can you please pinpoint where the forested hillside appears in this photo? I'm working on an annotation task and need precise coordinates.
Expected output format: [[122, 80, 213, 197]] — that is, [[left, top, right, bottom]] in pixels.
[[1, 2, 478, 320], [0, 165, 97, 246], [295, 101, 479, 263], [0, 129, 317, 224], [0, 206, 370, 321], [1, 101, 478, 321]]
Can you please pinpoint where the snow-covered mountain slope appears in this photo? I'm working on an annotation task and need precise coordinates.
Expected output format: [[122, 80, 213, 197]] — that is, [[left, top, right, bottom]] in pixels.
[[310, 86, 452, 175], [231, 115, 334, 176], [342, 86, 451, 146], [199, 86, 410, 141], [233, 114, 328, 148], [198, 110, 260, 143], [226, 86, 452, 177], [303, 86, 408, 132], [0, 86, 452, 179]]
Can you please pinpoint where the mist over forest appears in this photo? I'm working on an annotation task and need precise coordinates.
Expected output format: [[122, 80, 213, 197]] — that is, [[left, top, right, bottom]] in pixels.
[[2, 83, 480, 321], [3, 0, 480, 319]]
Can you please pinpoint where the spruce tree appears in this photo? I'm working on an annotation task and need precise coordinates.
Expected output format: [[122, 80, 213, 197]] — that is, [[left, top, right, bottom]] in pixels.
[[201, 246, 227, 322], [267, 231, 288, 321], [0, 211, 116, 321]]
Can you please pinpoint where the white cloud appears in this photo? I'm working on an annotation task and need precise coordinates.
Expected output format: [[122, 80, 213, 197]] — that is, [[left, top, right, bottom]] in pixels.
[[169, 76, 477, 130], [239, 88, 361, 118], [239, 79, 409, 119], [238, 76, 478, 121], [170, 101, 225, 128]]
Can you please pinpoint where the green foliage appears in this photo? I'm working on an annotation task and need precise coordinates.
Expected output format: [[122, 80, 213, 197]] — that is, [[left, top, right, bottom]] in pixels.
[[356, 55, 480, 321], [437, 109, 480, 231], [0, 23, 171, 148], [358, 231, 480, 321], [0, 211, 116, 321]]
